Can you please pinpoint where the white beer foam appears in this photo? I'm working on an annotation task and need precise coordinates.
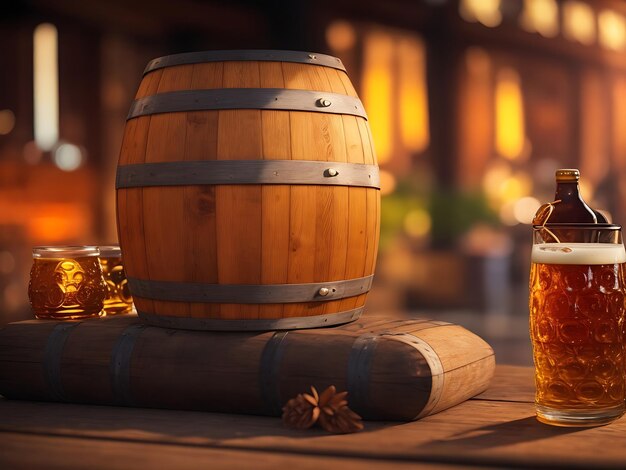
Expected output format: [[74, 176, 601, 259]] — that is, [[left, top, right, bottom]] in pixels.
[[532, 242, 626, 265]]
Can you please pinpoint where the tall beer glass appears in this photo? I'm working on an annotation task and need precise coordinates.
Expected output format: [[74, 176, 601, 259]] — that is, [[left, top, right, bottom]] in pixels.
[[530, 224, 626, 426]]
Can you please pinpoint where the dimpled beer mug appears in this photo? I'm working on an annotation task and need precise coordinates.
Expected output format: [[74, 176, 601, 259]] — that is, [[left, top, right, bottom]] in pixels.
[[99, 245, 133, 315], [28, 246, 107, 319], [530, 170, 626, 426]]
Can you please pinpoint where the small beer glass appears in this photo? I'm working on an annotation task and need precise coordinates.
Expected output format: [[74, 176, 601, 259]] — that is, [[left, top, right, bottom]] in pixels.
[[99, 245, 133, 315], [530, 224, 626, 426], [28, 246, 107, 319]]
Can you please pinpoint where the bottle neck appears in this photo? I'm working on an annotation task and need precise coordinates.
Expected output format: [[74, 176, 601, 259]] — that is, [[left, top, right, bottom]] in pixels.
[[554, 182, 579, 201]]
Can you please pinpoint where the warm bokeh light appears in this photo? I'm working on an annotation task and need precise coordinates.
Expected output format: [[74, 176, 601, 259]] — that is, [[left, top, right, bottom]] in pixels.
[[459, 0, 502, 28], [483, 161, 533, 212], [398, 37, 429, 154], [578, 179, 594, 202], [362, 30, 393, 164], [326, 20, 357, 52], [500, 196, 541, 226], [500, 173, 532, 202], [513, 196, 541, 224], [483, 161, 512, 201], [403, 208, 432, 238], [519, 0, 559, 38], [499, 201, 518, 226], [563, 1, 596, 46], [0, 109, 15, 135], [33, 23, 59, 151], [599, 10, 626, 51], [495, 68, 525, 160], [379, 169, 397, 195], [53, 143, 84, 171]]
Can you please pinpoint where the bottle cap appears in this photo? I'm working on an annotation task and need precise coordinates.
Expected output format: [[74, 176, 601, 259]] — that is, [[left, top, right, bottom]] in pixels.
[[555, 169, 580, 182]]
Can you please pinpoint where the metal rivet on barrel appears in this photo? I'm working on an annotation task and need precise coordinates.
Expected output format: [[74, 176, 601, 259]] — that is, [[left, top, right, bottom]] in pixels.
[[326, 168, 339, 177], [318, 287, 330, 296], [308, 54, 317, 59], [317, 98, 332, 108]]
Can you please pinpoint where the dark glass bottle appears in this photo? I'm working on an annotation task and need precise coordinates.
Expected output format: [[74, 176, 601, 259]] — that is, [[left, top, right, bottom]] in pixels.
[[548, 169, 597, 223]]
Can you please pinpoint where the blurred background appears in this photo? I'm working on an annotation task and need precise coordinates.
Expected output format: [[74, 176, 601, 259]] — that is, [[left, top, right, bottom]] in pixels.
[[3, 0, 626, 364]]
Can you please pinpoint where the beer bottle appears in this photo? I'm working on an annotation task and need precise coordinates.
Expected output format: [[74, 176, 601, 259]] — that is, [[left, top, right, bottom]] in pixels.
[[547, 169, 597, 223]]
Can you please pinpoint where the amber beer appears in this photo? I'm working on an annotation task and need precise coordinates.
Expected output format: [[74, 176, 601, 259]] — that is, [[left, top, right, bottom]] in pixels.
[[28, 246, 107, 319], [530, 230, 626, 426], [99, 245, 133, 315]]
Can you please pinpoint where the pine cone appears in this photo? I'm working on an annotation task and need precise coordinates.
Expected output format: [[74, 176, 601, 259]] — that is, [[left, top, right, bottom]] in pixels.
[[281, 387, 320, 430], [316, 385, 364, 434]]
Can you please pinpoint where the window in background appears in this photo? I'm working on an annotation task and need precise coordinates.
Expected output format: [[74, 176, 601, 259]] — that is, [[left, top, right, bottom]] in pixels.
[[519, 0, 559, 38], [563, 1, 596, 46], [459, 0, 503, 28], [33, 23, 59, 152], [599, 10, 626, 51], [327, 22, 430, 174]]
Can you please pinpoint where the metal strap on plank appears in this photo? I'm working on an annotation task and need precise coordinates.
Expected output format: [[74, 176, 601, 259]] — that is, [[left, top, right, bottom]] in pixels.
[[259, 331, 290, 415], [43, 322, 81, 402], [136, 307, 363, 331], [144, 50, 347, 74], [110, 323, 147, 407], [127, 89, 367, 120], [116, 160, 380, 189]]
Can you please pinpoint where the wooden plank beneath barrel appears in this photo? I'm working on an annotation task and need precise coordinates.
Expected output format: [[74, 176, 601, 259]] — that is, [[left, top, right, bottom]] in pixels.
[[142, 66, 193, 318], [184, 63, 223, 319], [217, 62, 263, 320], [258, 62, 290, 320], [2, 366, 625, 469]]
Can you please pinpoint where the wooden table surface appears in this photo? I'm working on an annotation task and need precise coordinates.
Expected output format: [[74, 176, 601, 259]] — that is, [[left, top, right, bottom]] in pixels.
[[1, 365, 625, 469]]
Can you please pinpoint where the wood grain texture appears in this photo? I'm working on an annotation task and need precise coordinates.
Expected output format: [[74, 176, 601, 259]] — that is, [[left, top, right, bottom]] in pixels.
[[117, 57, 380, 326], [259, 62, 290, 319], [185, 63, 223, 318], [3, 365, 626, 469], [142, 65, 193, 318], [0, 432, 450, 470]]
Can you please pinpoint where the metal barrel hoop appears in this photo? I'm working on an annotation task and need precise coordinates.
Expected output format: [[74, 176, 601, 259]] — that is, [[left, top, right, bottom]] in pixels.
[[143, 50, 346, 74], [116, 160, 380, 189], [127, 89, 367, 120]]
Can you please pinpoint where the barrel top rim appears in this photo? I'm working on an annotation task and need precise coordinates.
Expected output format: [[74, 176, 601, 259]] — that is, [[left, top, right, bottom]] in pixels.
[[143, 49, 346, 74]]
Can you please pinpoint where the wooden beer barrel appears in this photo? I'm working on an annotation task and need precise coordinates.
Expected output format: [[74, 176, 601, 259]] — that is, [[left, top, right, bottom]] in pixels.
[[0, 315, 495, 420], [116, 50, 380, 330]]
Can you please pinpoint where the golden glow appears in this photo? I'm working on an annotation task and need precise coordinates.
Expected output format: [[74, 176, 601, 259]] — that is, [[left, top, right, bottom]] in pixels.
[[404, 208, 432, 238], [579, 179, 594, 202], [599, 10, 626, 51], [483, 161, 512, 202], [459, 0, 502, 28], [520, 0, 559, 38], [362, 31, 393, 164], [326, 20, 356, 52], [379, 169, 397, 195], [495, 68, 525, 160], [563, 2, 596, 45], [33, 23, 59, 151], [500, 173, 532, 202], [397, 37, 429, 153], [513, 196, 541, 224], [0, 109, 15, 135]]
